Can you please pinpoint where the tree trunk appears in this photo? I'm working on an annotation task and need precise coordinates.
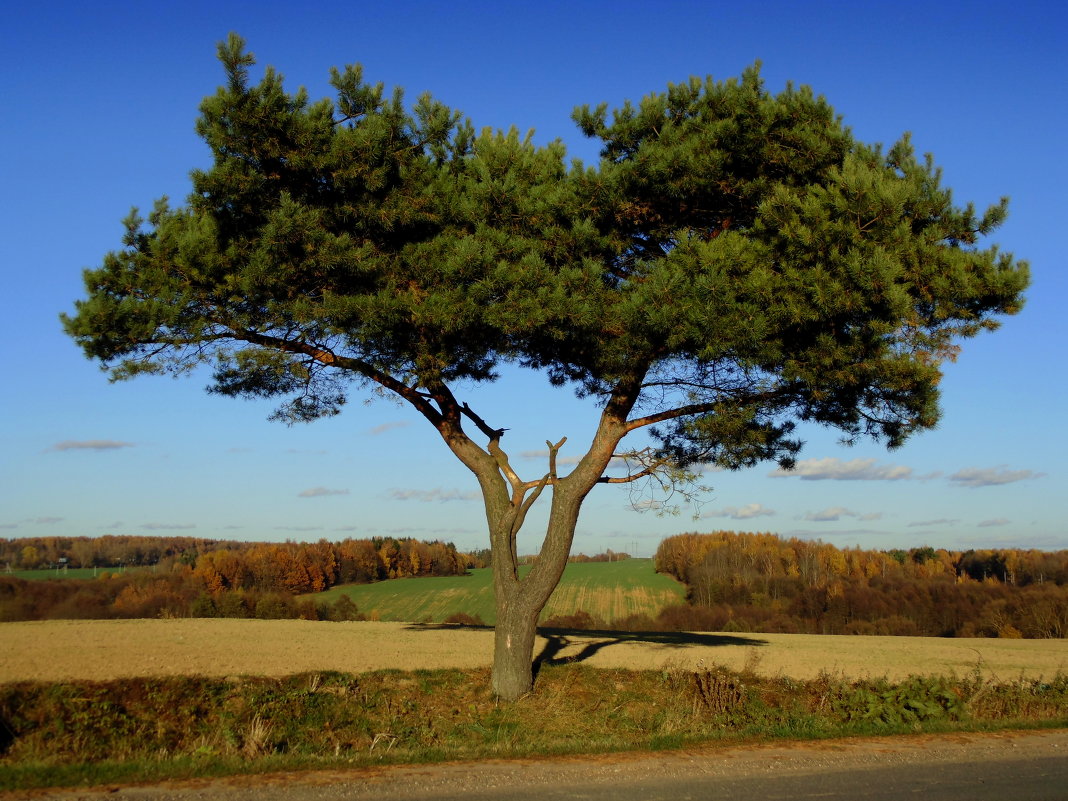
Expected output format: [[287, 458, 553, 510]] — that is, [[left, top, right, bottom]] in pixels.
[[491, 584, 540, 699], [489, 488, 585, 700], [454, 392, 632, 700]]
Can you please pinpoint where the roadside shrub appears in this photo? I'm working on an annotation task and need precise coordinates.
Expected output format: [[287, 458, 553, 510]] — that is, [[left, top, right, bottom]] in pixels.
[[252, 593, 297, 620], [215, 590, 252, 618], [327, 595, 363, 622], [442, 611, 484, 627], [189, 593, 217, 618], [540, 610, 603, 630], [655, 603, 728, 632], [611, 613, 658, 631]]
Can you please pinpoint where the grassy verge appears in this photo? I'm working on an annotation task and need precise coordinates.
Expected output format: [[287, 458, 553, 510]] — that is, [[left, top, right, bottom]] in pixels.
[[2, 660, 1065, 792]]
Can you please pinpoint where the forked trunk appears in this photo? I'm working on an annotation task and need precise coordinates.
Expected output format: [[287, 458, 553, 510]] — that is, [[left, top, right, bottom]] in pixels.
[[469, 403, 631, 700]]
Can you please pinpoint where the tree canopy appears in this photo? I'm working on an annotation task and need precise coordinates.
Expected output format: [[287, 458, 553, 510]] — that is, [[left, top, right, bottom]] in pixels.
[[64, 35, 1029, 698]]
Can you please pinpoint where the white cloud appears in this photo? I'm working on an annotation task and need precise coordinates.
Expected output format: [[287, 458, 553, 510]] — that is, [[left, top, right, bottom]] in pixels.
[[50, 439, 134, 452], [701, 503, 775, 520], [388, 488, 480, 503], [769, 457, 913, 481], [948, 467, 1044, 489], [31, 517, 64, 525], [978, 517, 1011, 528], [298, 487, 350, 498], [140, 522, 196, 530], [907, 518, 960, 528]]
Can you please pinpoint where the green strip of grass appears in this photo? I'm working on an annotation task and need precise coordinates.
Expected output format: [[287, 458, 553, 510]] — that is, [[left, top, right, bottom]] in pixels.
[[308, 559, 686, 624], [3, 567, 141, 581], [2, 664, 1065, 792]]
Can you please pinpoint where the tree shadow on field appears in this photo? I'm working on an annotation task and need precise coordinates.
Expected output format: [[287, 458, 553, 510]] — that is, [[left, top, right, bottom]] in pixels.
[[403, 623, 767, 680], [530, 628, 767, 678]]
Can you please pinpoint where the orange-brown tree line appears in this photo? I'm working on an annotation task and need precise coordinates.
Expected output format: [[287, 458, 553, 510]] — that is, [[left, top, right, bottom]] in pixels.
[[0, 535, 482, 621], [653, 532, 1068, 638]]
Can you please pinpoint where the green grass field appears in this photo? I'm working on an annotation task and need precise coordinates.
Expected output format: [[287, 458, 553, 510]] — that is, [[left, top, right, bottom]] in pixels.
[[3, 567, 137, 581], [309, 558, 685, 625]]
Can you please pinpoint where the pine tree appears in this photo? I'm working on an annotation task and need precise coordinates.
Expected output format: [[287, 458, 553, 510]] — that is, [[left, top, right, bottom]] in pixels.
[[63, 36, 1028, 699]]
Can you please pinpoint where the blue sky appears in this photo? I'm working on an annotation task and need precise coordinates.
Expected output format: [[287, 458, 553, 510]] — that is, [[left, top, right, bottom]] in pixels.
[[2, 0, 1064, 557]]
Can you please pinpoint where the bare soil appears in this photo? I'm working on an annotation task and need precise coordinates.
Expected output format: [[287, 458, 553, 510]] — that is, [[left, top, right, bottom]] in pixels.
[[2, 619, 1066, 683]]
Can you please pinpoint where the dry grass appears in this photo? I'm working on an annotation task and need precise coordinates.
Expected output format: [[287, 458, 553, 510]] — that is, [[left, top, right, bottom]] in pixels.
[[2, 619, 1066, 683]]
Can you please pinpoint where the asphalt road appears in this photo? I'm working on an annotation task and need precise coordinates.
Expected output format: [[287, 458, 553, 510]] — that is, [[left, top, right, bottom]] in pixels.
[[25, 729, 1068, 801]]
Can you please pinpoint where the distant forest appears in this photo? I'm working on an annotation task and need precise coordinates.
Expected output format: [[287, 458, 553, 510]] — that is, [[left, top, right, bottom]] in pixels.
[[0, 535, 625, 623], [3, 533, 1066, 638], [0, 535, 481, 621], [652, 532, 1068, 639]]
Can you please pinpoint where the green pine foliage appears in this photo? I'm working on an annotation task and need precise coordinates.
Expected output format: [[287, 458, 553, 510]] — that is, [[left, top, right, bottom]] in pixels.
[[63, 38, 1027, 463]]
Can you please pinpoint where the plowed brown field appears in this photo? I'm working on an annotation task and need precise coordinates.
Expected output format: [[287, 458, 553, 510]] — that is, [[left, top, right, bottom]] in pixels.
[[2, 619, 1066, 683]]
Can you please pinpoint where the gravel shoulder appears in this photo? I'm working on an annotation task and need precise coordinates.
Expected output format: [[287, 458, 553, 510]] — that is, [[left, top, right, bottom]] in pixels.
[[15, 729, 1068, 801], [2, 619, 1066, 682]]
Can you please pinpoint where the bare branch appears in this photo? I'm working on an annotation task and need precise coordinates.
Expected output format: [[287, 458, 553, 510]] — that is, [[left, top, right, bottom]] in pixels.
[[460, 402, 508, 441], [598, 465, 660, 485]]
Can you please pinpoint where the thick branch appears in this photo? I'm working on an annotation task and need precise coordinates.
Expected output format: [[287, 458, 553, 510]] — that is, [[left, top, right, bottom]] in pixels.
[[625, 386, 795, 433], [625, 401, 722, 433], [597, 465, 660, 485], [234, 329, 446, 427]]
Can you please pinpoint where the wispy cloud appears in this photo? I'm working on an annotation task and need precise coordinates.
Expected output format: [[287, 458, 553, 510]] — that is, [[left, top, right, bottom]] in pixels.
[[520, 450, 583, 466], [50, 439, 134, 452], [31, 517, 64, 525], [0, 523, 17, 530], [770, 457, 913, 481], [782, 527, 891, 539], [140, 522, 196, 530], [521, 450, 633, 469], [908, 518, 960, 528], [298, 487, 350, 498], [978, 517, 1011, 528], [631, 499, 665, 512], [369, 421, 411, 436], [948, 467, 1044, 488], [387, 488, 480, 503], [701, 503, 775, 520], [273, 525, 324, 531], [803, 507, 882, 522]]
